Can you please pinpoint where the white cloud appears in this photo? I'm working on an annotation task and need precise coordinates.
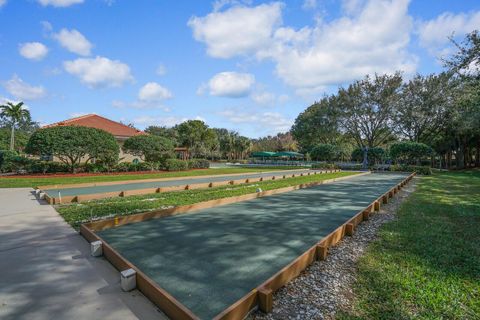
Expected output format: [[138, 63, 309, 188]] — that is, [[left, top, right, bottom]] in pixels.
[[250, 91, 290, 106], [138, 82, 173, 101], [190, 0, 417, 93], [54, 28, 92, 56], [19, 42, 49, 61], [251, 91, 276, 105], [212, 0, 252, 12], [204, 72, 255, 97], [3, 75, 46, 101], [0, 0, 7, 8], [418, 11, 480, 55], [302, 0, 317, 10], [63, 56, 133, 88], [37, 0, 84, 7], [219, 109, 293, 134], [188, 2, 283, 58], [70, 112, 94, 118], [156, 64, 167, 76], [132, 115, 204, 128]]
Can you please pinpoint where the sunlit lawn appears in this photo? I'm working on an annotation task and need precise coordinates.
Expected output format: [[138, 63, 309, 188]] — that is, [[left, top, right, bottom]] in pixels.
[[339, 170, 480, 319]]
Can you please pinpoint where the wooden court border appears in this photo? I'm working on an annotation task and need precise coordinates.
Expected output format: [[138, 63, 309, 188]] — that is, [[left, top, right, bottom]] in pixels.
[[44, 169, 342, 204], [80, 172, 414, 320]]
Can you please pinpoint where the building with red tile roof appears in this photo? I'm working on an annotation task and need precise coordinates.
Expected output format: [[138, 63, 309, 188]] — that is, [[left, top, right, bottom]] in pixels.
[[43, 114, 145, 140]]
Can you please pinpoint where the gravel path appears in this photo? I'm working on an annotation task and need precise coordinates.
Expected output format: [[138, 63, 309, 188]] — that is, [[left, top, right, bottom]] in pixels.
[[249, 178, 417, 320]]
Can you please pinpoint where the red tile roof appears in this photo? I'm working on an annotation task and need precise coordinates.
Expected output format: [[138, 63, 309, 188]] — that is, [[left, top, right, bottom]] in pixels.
[[43, 114, 145, 138]]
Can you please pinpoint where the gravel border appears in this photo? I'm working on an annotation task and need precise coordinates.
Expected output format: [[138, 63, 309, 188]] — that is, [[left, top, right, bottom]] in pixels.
[[249, 178, 417, 320]]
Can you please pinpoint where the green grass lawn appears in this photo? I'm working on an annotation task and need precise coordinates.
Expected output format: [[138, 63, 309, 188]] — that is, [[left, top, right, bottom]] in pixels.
[[56, 171, 357, 229], [339, 170, 480, 320], [0, 167, 301, 188]]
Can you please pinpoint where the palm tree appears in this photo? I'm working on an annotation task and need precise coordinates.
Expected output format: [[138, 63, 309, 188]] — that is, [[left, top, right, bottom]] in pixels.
[[0, 102, 31, 151]]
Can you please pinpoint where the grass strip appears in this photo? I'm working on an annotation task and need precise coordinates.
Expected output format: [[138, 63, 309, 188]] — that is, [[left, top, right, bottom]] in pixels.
[[338, 170, 480, 320], [57, 171, 357, 229], [0, 167, 299, 188]]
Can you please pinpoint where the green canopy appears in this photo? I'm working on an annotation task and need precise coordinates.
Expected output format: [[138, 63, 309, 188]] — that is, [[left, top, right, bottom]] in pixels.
[[274, 151, 304, 158], [251, 151, 277, 158]]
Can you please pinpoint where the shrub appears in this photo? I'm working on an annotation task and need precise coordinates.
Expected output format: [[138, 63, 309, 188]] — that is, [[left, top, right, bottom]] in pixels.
[[188, 159, 210, 169], [310, 144, 338, 162], [390, 142, 433, 165], [311, 163, 339, 170], [351, 147, 386, 164], [165, 159, 188, 171], [0, 150, 31, 173], [337, 163, 364, 170], [390, 164, 432, 175], [82, 163, 110, 173], [122, 135, 174, 162]]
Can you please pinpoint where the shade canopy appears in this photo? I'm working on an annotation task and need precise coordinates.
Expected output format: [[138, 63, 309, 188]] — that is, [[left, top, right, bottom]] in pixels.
[[274, 151, 304, 158], [250, 151, 304, 158], [251, 151, 277, 158]]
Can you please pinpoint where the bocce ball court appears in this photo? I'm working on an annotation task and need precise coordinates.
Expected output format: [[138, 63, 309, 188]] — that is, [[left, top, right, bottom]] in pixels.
[[40, 168, 334, 204], [80, 172, 414, 320]]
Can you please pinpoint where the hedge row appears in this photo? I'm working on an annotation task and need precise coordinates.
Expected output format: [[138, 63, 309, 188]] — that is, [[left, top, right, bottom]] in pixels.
[[311, 163, 340, 170], [0, 150, 210, 174]]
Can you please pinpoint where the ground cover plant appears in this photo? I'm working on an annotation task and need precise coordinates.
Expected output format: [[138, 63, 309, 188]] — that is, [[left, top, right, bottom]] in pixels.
[[56, 171, 358, 229], [339, 170, 480, 319], [0, 167, 298, 188]]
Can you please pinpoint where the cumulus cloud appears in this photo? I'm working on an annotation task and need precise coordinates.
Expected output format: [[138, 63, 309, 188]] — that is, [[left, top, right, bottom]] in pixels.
[[0, 0, 7, 8], [219, 109, 293, 134], [156, 64, 167, 76], [63, 56, 133, 88], [3, 75, 46, 101], [37, 0, 84, 7], [132, 115, 205, 128], [203, 72, 255, 97], [302, 0, 317, 10], [138, 82, 173, 101], [54, 28, 92, 56], [19, 42, 48, 61], [418, 11, 480, 55], [188, 2, 283, 58], [190, 0, 417, 92]]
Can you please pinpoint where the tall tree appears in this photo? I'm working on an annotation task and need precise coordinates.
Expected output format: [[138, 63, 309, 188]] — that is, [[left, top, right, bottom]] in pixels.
[[443, 30, 480, 168], [337, 73, 402, 148], [175, 120, 219, 158], [145, 126, 179, 145], [0, 102, 31, 151], [291, 96, 341, 151], [395, 73, 452, 143]]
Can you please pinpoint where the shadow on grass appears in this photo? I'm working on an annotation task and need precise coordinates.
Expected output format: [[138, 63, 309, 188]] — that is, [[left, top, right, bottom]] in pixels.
[[339, 171, 480, 320]]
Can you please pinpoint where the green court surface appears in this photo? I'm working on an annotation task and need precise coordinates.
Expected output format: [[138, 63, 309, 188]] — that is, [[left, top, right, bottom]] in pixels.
[[97, 173, 408, 319], [43, 168, 320, 197]]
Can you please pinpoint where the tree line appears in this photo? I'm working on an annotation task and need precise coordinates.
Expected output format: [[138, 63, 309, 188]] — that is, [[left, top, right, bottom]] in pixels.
[[291, 31, 480, 169]]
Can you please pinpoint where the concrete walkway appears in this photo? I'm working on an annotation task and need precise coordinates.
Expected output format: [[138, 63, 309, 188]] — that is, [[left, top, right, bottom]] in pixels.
[[0, 188, 166, 320]]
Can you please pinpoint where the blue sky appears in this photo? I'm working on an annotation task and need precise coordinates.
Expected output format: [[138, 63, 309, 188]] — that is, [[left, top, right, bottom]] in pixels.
[[0, 0, 479, 137]]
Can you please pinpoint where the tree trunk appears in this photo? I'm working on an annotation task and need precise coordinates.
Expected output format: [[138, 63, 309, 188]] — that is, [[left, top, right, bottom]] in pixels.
[[476, 139, 480, 167], [457, 145, 465, 170], [10, 124, 15, 151]]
